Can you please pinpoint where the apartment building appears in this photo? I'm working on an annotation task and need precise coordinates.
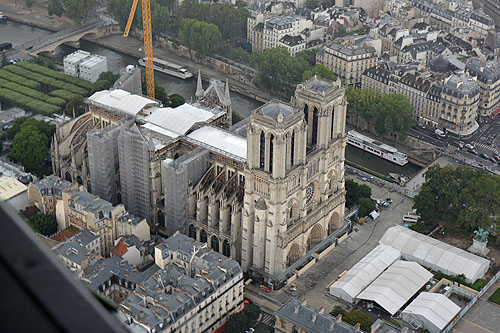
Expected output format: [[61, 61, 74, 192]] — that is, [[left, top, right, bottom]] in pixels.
[[263, 15, 312, 50], [59, 190, 150, 256], [396, 72, 434, 122], [28, 175, 73, 226], [317, 38, 377, 87], [52, 228, 101, 271], [465, 59, 500, 120], [439, 74, 480, 136], [361, 65, 398, 94], [118, 232, 244, 333]]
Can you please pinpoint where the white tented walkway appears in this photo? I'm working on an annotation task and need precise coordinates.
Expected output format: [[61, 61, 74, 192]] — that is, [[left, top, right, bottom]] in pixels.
[[356, 260, 433, 315], [329, 244, 401, 303], [401, 292, 461, 333], [379, 226, 490, 283]]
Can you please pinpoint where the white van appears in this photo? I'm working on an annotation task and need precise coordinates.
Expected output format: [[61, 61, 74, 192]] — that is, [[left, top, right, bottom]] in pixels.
[[434, 129, 446, 138], [402, 215, 419, 224]]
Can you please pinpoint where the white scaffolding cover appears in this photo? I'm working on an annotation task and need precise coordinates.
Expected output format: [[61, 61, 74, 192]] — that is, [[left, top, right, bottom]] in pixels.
[[379, 226, 490, 283], [356, 260, 433, 315], [329, 244, 401, 303], [402, 292, 461, 333]]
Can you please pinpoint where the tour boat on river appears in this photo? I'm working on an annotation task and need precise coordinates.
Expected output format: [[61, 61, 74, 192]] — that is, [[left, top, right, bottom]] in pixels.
[[347, 130, 408, 166], [139, 57, 193, 79]]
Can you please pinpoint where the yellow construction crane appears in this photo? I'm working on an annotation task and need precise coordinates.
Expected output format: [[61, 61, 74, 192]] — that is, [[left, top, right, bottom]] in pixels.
[[123, 0, 155, 100]]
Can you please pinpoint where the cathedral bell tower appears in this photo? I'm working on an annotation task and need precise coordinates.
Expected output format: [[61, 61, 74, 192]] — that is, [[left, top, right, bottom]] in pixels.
[[242, 76, 347, 284]]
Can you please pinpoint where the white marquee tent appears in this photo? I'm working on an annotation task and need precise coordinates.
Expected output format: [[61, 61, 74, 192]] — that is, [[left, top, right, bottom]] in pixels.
[[401, 292, 461, 333], [330, 244, 401, 303], [356, 260, 433, 315], [379, 226, 490, 283]]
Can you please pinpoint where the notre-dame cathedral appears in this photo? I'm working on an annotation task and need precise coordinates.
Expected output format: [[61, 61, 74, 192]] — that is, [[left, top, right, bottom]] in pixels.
[[51, 74, 346, 285]]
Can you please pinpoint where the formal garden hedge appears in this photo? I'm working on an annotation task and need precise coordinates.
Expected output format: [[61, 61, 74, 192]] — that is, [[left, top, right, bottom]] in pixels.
[[16, 61, 93, 90], [50, 89, 81, 102], [3, 65, 89, 95], [0, 78, 65, 107], [0, 88, 61, 115], [0, 70, 41, 90]]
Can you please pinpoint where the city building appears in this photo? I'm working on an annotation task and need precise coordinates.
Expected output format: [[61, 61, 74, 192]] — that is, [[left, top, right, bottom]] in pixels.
[[362, 64, 398, 94], [439, 74, 480, 136], [111, 235, 146, 265], [275, 298, 356, 333], [263, 15, 312, 51], [317, 37, 378, 87], [0, 175, 28, 211], [52, 228, 101, 271], [396, 72, 434, 122], [465, 59, 500, 120], [28, 175, 73, 224], [63, 50, 108, 82], [118, 232, 244, 333], [58, 190, 150, 256]]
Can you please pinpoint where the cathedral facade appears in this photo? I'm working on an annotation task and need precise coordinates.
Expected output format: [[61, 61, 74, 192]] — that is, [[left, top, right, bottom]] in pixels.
[[241, 78, 347, 278]]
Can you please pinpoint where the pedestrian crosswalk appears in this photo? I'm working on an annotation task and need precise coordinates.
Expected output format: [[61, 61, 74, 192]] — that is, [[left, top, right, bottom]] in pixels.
[[475, 143, 499, 154], [261, 312, 275, 326]]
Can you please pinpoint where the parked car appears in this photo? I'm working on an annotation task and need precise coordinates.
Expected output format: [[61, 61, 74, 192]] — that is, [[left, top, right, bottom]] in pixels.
[[480, 153, 489, 159], [469, 149, 478, 155], [416, 123, 426, 130], [487, 137, 493, 145], [435, 129, 446, 138], [450, 141, 460, 148], [493, 153, 500, 161], [490, 157, 497, 163], [465, 143, 474, 150]]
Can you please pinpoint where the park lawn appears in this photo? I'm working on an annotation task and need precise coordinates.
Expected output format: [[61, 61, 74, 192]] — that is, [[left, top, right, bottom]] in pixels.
[[488, 287, 500, 305]]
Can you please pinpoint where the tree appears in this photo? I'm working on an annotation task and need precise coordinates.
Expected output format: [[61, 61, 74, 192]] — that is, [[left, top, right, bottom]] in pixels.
[[227, 312, 250, 333], [63, 0, 96, 20], [296, 49, 318, 67], [27, 214, 57, 236], [150, 1, 169, 37], [302, 64, 336, 81], [7, 117, 55, 147], [48, 0, 64, 17], [232, 109, 244, 124], [97, 71, 119, 85], [330, 305, 346, 317], [413, 165, 500, 233], [169, 93, 185, 108], [306, 0, 321, 9], [91, 79, 112, 94], [31, 56, 56, 69], [343, 310, 374, 332], [25, 0, 34, 8], [358, 197, 375, 217], [179, 19, 222, 58], [66, 95, 85, 116], [11, 126, 49, 173], [334, 26, 348, 38], [107, 0, 133, 30], [252, 47, 311, 96]]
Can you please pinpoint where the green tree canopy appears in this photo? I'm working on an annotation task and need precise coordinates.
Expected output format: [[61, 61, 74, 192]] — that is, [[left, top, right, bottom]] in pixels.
[[28, 214, 57, 236], [413, 165, 500, 232], [63, 0, 96, 20], [11, 125, 49, 173], [343, 310, 374, 332], [179, 0, 249, 40], [179, 19, 222, 58], [97, 71, 119, 85], [66, 95, 85, 116], [345, 178, 374, 216], [296, 49, 318, 67], [227, 312, 250, 333], [48, 0, 64, 17], [345, 87, 415, 140], [7, 117, 55, 147], [302, 64, 336, 81], [168, 93, 185, 108], [91, 79, 112, 94]]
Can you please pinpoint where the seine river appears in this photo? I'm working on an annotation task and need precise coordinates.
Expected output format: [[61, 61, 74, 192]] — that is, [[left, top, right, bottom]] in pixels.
[[1, 20, 421, 177]]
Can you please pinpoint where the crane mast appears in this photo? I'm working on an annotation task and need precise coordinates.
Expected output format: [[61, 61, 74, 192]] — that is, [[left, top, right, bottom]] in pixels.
[[123, 0, 155, 100]]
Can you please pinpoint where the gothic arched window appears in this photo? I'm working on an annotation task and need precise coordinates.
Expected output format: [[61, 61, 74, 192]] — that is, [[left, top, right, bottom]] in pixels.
[[312, 107, 319, 146], [304, 104, 309, 124], [290, 130, 295, 167], [259, 131, 265, 169], [269, 134, 274, 174], [331, 107, 335, 140]]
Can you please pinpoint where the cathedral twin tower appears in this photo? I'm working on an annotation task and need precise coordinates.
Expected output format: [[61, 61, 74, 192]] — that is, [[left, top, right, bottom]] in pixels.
[[242, 77, 347, 280]]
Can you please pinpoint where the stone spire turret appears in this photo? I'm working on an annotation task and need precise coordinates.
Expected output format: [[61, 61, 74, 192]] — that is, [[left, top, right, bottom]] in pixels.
[[196, 70, 204, 98], [224, 78, 231, 106]]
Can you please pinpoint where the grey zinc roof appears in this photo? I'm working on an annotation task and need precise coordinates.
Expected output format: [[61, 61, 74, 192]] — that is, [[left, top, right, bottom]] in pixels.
[[259, 102, 294, 120], [53, 240, 89, 266], [466, 59, 500, 84], [71, 191, 115, 219], [443, 74, 480, 98], [275, 298, 355, 333], [326, 42, 376, 57], [34, 175, 72, 197]]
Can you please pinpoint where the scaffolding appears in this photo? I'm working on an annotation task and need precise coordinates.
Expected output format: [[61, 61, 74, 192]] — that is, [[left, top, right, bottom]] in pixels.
[[162, 148, 210, 236], [87, 122, 130, 204], [117, 124, 152, 223]]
